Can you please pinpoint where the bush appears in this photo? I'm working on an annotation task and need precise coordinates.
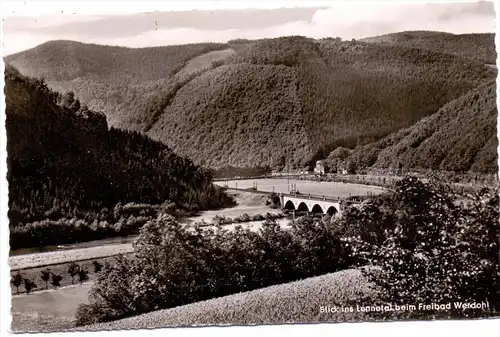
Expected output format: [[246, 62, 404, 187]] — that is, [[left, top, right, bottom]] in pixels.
[[76, 255, 136, 326], [11, 272, 23, 294]]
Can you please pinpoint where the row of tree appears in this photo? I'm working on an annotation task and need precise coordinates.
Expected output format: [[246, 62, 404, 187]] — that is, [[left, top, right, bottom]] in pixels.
[[11, 261, 103, 294]]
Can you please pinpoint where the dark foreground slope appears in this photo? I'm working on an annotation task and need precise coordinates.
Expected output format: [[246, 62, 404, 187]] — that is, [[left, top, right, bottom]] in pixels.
[[6, 35, 496, 168], [5, 65, 230, 247], [328, 81, 498, 175]]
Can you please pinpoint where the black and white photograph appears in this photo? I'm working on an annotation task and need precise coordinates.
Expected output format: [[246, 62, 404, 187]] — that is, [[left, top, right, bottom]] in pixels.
[[1, 0, 499, 334]]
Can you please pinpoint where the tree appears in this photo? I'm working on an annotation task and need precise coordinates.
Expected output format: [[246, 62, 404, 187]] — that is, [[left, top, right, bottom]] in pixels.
[[68, 262, 80, 284], [76, 255, 136, 325], [23, 277, 37, 294], [60, 91, 80, 112], [92, 261, 103, 274], [345, 177, 500, 319], [77, 267, 89, 285], [50, 273, 63, 289], [11, 272, 23, 294], [40, 268, 51, 289]]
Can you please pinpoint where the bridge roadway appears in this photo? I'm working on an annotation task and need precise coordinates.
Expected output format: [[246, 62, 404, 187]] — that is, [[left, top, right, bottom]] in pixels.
[[224, 187, 360, 216]]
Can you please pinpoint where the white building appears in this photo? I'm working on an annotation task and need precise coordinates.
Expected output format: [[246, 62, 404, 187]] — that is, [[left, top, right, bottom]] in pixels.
[[314, 160, 325, 174]]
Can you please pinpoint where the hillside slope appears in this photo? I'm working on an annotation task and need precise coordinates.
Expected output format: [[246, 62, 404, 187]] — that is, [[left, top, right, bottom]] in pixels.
[[82, 268, 382, 331], [361, 31, 496, 64], [5, 65, 229, 231], [329, 81, 498, 174], [5, 40, 230, 128], [5, 35, 496, 169]]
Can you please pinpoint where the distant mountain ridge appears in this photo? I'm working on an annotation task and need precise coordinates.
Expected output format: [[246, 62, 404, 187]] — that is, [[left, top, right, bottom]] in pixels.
[[360, 31, 496, 64], [326, 80, 498, 175], [5, 31, 497, 172]]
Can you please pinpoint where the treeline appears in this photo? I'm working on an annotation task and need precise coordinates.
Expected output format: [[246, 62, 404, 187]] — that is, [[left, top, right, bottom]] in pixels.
[[76, 177, 499, 325], [5, 65, 233, 248], [326, 81, 498, 175], [12, 261, 90, 294], [211, 166, 272, 179]]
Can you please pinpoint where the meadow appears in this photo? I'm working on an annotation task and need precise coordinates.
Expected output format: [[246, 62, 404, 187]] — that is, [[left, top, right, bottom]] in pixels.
[[11, 283, 92, 333]]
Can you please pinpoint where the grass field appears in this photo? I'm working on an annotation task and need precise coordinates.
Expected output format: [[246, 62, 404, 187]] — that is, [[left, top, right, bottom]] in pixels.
[[83, 267, 385, 331], [216, 179, 386, 197], [11, 282, 92, 333]]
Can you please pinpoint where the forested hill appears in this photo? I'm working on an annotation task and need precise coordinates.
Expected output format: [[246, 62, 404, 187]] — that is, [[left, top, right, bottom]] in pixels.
[[5, 65, 230, 228], [5, 33, 496, 169], [361, 31, 496, 64], [325, 81, 498, 175]]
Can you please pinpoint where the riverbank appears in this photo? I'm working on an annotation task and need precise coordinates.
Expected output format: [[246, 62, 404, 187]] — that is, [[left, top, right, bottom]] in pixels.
[[9, 190, 283, 266], [10, 244, 134, 271]]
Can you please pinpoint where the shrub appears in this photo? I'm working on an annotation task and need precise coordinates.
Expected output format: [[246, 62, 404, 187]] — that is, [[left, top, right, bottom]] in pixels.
[[76, 255, 136, 326], [251, 214, 265, 221], [78, 267, 90, 285], [92, 261, 103, 274]]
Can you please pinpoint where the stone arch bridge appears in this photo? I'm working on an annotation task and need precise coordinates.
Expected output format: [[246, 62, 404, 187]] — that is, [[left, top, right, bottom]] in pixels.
[[279, 193, 342, 216]]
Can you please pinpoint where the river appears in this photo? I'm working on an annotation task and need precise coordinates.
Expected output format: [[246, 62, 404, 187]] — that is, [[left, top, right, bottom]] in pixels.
[[9, 190, 291, 257], [9, 180, 384, 258]]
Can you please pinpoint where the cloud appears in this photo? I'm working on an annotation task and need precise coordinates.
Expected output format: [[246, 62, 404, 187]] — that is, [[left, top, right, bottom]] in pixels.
[[2, 1, 495, 56]]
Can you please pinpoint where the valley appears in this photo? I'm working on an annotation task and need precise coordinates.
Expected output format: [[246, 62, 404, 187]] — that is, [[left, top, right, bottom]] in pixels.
[[4, 27, 499, 333]]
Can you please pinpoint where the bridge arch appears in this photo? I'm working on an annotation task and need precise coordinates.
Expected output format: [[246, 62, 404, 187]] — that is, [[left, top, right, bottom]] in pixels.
[[297, 202, 309, 212], [284, 200, 296, 211], [311, 204, 324, 214], [326, 206, 338, 216]]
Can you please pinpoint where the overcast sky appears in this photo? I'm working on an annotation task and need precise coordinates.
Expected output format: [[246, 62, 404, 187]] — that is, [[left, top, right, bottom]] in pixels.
[[2, 1, 496, 56]]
